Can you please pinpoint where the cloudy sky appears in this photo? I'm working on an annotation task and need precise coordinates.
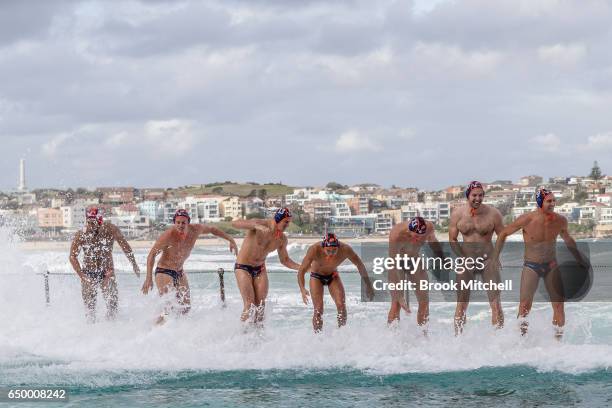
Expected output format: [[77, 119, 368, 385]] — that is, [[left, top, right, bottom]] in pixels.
[[1, 0, 611, 191]]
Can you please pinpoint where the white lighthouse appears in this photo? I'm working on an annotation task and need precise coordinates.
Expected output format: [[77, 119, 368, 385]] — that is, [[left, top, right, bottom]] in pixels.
[[18, 158, 26, 191]]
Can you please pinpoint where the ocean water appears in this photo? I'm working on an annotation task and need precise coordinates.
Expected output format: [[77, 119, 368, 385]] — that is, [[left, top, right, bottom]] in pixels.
[[1, 231, 612, 407]]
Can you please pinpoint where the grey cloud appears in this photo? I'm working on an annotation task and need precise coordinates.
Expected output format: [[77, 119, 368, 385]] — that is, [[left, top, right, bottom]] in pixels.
[[1, 0, 611, 190]]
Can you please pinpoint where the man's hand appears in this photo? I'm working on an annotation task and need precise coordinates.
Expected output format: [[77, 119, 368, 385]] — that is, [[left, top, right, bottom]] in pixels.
[[78, 273, 92, 285], [366, 283, 375, 301], [133, 264, 141, 278], [142, 276, 154, 295], [300, 288, 310, 305], [229, 239, 238, 255]]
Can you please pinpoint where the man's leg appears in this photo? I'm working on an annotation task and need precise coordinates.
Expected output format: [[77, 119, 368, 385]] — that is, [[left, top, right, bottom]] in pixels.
[[234, 268, 256, 323], [81, 278, 98, 323], [252, 270, 269, 326], [176, 274, 191, 315], [518, 266, 540, 335], [410, 268, 429, 331], [387, 271, 409, 325], [483, 260, 504, 329], [328, 277, 347, 328], [544, 267, 565, 339], [155, 272, 176, 325], [101, 274, 119, 320], [387, 302, 401, 325], [309, 277, 325, 332], [454, 270, 473, 335]]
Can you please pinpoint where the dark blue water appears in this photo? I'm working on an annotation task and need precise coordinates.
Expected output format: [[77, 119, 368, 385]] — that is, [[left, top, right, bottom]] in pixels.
[[6, 367, 609, 407]]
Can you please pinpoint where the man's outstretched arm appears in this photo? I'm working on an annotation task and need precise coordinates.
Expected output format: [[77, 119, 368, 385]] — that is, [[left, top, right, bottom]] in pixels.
[[112, 225, 140, 276], [278, 235, 301, 270], [559, 218, 587, 266], [493, 214, 529, 261], [346, 246, 374, 300], [297, 245, 316, 304], [142, 232, 170, 294], [232, 219, 269, 231], [197, 224, 238, 255], [69, 232, 87, 282]]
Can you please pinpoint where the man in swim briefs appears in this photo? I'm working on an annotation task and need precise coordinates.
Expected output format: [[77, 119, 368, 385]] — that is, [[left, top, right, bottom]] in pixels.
[[448, 181, 505, 334], [69, 207, 140, 322], [297, 233, 375, 332], [493, 188, 586, 338], [387, 216, 445, 333], [142, 209, 238, 324], [231, 207, 301, 326]]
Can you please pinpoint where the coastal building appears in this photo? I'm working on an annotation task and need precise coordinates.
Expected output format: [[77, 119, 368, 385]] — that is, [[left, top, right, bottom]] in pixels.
[[17, 193, 36, 206], [219, 196, 243, 220], [114, 204, 139, 217], [60, 200, 88, 231], [597, 207, 612, 225], [37, 208, 63, 234], [331, 201, 351, 217], [375, 213, 393, 233], [179, 196, 221, 223], [139, 201, 163, 223], [97, 187, 137, 204], [285, 187, 317, 206], [141, 189, 166, 201], [346, 195, 371, 215], [520, 175, 543, 186], [108, 215, 151, 238], [556, 202, 579, 220], [400, 202, 450, 223], [241, 197, 265, 217], [161, 201, 179, 224], [380, 209, 402, 225], [303, 199, 332, 221], [328, 214, 377, 236]]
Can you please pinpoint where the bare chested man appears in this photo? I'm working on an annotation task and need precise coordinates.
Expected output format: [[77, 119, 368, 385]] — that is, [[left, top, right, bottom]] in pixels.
[[297, 233, 375, 332], [449, 181, 505, 334], [141, 209, 238, 324], [69, 207, 140, 322], [387, 216, 445, 333], [231, 207, 301, 326], [494, 188, 586, 339]]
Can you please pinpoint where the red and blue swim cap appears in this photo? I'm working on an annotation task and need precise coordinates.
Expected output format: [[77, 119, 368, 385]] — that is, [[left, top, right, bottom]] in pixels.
[[408, 216, 427, 235], [274, 207, 292, 223], [536, 188, 553, 208], [86, 207, 103, 225], [322, 233, 340, 248], [465, 181, 484, 199], [173, 209, 191, 223]]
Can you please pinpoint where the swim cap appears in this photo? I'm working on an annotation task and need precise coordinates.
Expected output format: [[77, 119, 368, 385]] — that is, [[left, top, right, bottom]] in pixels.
[[536, 188, 553, 208], [408, 217, 427, 235], [86, 207, 103, 225], [173, 209, 191, 223], [322, 233, 340, 248], [465, 181, 484, 199], [274, 207, 292, 223]]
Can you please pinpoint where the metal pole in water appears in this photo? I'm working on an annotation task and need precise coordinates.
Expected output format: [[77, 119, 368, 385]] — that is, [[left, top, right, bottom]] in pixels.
[[217, 268, 226, 306], [44, 271, 50, 306]]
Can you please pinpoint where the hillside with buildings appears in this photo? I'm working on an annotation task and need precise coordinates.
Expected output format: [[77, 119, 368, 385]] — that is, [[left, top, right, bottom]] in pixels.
[[2, 160, 612, 240]]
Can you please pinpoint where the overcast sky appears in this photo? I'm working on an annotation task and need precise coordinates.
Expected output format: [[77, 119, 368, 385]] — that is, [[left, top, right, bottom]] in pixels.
[[1, 0, 611, 191]]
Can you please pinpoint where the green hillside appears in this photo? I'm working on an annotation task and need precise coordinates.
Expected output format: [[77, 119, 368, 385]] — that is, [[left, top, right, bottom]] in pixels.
[[179, 182, 295, 197]]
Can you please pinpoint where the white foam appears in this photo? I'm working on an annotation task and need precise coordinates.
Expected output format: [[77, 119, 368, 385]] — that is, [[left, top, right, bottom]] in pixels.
[[2, 229, 612, 387]]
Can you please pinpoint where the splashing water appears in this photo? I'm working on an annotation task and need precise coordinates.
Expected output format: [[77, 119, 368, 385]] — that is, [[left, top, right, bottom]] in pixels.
[[1, 228, 612, 406]]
